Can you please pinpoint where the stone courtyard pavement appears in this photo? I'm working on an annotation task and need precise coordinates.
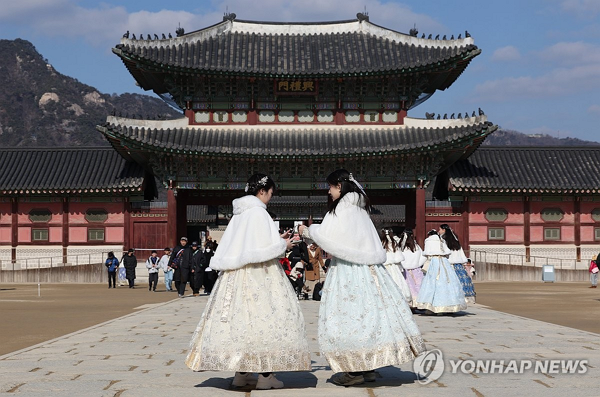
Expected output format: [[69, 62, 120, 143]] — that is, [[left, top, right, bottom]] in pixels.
[[1, 297, 598, 397]]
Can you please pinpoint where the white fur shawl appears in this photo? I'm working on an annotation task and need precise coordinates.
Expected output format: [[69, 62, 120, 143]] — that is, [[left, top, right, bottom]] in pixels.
[[448, 247, 468, 264], [423, 234, 451, 256], [383, 248, 405, 265], [209, 195, 286, 271], [401, 245, 427, 270], [307, 193, 386, 265]]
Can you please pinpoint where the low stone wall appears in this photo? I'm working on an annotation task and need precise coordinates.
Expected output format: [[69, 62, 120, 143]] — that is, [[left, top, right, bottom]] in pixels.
[[476, 261, 589, 282], [0, 263, 108, 283]]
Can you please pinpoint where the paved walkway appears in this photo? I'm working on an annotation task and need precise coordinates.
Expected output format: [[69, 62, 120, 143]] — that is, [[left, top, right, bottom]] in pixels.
[[1, 296, 598, 397]]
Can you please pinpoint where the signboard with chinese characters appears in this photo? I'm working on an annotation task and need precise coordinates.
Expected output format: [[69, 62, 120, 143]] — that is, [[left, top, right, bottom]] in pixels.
[[275, 80, 318, 95]]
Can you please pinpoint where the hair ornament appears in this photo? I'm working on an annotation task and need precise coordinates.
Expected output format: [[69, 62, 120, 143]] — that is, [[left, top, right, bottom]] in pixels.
[[244, 183, 249, 192], [348, 173, 366, 195], [258, 176, 269, 186]]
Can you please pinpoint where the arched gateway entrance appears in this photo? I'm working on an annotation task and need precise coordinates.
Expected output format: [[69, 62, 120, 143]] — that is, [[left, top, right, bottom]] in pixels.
[[98, 14, 496, 247]]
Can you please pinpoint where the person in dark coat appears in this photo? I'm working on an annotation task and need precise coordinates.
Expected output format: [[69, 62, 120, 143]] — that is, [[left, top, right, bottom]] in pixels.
[[168, 237, 189, 296], [121, 248, 137, 288], [189, 242, 205, 296], [177, 240, 195, 297], [203, 240, 218, 294]]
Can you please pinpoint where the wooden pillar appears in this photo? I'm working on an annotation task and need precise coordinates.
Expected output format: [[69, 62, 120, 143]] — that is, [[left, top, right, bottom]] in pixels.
[[462, 196, 470, 256], [575, 196, 581, 261], [176, 190, 188, 241], [167, 185, 178, 248], [524, 196, 531, 262], [11, 197, 17, 263], [62, 197, 69, 263], [415, 182, 426, 246], [123, 197, 131, 251]]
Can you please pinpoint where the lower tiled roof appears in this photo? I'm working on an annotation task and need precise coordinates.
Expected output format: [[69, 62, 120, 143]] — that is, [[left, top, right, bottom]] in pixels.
[[98, 119, 496, 158], [0, 148, 145, 195], [449, 147, 600, 193]]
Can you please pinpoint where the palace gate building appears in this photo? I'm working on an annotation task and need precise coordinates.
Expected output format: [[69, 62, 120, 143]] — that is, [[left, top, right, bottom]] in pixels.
[[97, 14, 497, 247], [4, 15, 599, 269]]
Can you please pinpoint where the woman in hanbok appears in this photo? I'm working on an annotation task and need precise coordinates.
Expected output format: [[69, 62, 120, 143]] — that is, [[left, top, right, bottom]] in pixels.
[[185, 174, 311, 390], [416, 229, 467, 314], [379, 229, 412, 304], [299, 169, 426, 387], [440, 224, 476, 304], [398, 229, 426, 307]]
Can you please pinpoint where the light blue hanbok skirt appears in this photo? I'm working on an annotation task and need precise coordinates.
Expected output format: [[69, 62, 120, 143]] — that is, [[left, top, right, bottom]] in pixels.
[[318, 258, 426, 373], [416, 256, 467, 313]]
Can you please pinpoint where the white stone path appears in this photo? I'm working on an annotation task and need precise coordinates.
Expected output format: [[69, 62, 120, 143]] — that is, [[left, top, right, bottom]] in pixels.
[[1, 297, 598, 397]]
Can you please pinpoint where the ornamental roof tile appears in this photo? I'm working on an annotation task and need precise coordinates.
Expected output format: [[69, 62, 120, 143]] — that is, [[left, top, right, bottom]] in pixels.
[[0, 148, 145, 194], [115, 19, 479, 78], [448, 147, 600, 193], [98, 117, 496, 158]]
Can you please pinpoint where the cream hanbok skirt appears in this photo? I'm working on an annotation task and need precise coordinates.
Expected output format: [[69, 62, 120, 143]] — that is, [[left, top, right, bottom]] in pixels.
[[385, 263, 413, 304], [319, 259, 426, 373], [185, 260, 311, 372]]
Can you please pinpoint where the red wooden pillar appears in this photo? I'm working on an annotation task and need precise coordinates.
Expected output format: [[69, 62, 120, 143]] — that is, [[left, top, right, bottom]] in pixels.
[[167, 186, 178, 248], [11, 197, 17, 263], [176, 190, 188, 241], [415, 182, 426, 246], [123, 197, 131, 251], [462, 196, 470, 256], [524, 196, 531, 262], [575, 197, 581, 261], [62, 197, 69, 263]]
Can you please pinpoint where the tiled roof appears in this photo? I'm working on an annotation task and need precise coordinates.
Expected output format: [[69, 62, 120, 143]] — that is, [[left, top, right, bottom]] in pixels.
[[0, 148, 145, 195], [98, 117, 496, 158], [448, 147, 600, 193], [115, 18, 479, 80]]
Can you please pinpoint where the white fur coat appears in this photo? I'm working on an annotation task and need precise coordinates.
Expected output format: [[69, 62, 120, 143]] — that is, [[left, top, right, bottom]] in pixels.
[[209, 195, 287, 271], [383, 247, 405, 266], [448, 247, 468, 264], [423, 234, 451, 256], [401, 245, 427, 270], [307, 193, 386, 265]]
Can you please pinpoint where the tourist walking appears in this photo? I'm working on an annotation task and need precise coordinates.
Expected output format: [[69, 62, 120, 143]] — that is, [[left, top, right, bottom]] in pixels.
[[589, 256, 599, 288], [159, 248, 173, 291], [186, 173, 311, 390], [398, 229, 426, 307], [169, 237, 189, 296], [104, 251, 119, 289], [305, 243, 324, 294], [145, 250, 160, 291], [202, 240, 218, 294], [121, 249, 137, 289], [440, 224, 476, 303], [189, 242, 205, 296], [299, 169, 425, 386], [416, 230, 467, 313], [380, 229, 412, 304]]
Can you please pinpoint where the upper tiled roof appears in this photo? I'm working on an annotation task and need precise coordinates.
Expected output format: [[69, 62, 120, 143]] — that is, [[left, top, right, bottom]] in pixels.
[[98, 116, 496, 159], [0, 148, 145, 195], [114, 18, 479, 79], [448, 147, 600, 193]]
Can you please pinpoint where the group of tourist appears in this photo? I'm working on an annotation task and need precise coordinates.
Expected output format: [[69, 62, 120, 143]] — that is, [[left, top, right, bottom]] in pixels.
[[103, 239, 219, 295]]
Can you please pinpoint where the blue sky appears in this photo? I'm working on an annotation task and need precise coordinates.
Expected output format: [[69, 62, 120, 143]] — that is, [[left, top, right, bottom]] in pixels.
[[1, 0, 599, 142]]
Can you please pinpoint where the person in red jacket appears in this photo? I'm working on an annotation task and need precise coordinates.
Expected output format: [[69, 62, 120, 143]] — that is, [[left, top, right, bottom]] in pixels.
[[589, 256, 599, 288]]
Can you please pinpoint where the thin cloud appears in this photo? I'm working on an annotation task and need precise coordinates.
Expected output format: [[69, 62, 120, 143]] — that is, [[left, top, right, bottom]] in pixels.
[[491, 46, 520, 62], [474, 64, 600, 102], [538, 41, 600, 66], [561, 0, 600, 18], [0, 0, 445, 48]]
